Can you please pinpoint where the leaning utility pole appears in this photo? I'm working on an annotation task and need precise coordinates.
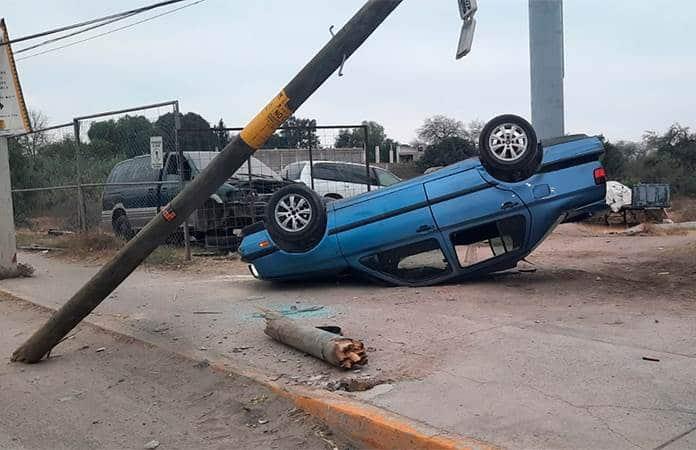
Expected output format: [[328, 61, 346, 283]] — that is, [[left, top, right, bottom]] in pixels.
[[529, 0, 565, 140], [12, 0, 404, 363]]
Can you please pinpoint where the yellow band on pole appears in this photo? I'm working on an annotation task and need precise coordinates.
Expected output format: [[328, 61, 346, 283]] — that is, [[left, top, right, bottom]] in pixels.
[[240, 90, 293, 150]]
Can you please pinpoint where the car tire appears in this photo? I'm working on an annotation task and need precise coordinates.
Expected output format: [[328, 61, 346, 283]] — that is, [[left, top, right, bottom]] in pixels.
[[112, 213, 134, 240], [479, 114, 542, 183], [265, 184, 327, 253]]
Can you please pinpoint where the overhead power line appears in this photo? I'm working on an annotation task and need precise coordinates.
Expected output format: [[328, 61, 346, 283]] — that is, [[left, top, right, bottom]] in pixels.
[[15, 12, 140, 54], [16, 0, 206, 61], [2, 0, 193, 47]]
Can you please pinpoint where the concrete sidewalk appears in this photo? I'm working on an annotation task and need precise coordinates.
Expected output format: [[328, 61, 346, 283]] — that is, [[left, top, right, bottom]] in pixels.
[[3, 227, 696, 449], [0, 293, 346, 450]]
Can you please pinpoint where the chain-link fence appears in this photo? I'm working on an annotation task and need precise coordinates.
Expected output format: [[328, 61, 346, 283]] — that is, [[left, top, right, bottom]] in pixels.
[[9, 122, 77, 230], [8, 101, 184, 261], [10, 115, 406, 255], [177, 124, 381, 251]]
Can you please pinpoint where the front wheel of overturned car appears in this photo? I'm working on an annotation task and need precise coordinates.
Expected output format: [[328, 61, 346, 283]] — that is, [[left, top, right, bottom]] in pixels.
[[112, 213, 134, 241], [479, 114, 542, 183], [265, 184, 327, 253]]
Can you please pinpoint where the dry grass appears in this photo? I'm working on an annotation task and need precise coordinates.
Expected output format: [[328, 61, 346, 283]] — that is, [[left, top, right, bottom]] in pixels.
[[640, 223, 690, 236], [15, 229, 192, 268], [669, 196, 696, 222]]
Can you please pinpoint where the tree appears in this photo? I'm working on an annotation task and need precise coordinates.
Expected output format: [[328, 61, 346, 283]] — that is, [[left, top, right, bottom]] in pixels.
[[332, 120, 388, 161], [275, 115, 318, 149], [417, 136, 477, 171], [154, 111, 215, 153], [212, 119, 230, 150], [86, 115, 154, 158], [417, 115, 467, 145]]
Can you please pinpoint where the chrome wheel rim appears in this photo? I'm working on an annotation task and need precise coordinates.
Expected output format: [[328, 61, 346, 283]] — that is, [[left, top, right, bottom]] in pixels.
[[274, 193, 313, 233], [488, 123, 529, 162]]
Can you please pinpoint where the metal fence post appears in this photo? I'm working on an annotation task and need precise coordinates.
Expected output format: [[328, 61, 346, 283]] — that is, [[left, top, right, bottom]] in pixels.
[[363, 125, 371, 192], [174, 102, 191, 261], [73, 119, 87, 232], [308, 137, 315, 190]]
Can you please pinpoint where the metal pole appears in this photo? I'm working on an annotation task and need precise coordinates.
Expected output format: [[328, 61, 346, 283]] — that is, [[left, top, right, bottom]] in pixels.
[[529, 0, 565, 140], [308, 132, 315, 191], [247, 157, 253, 222], [363, 125, 371, 192], [0, 136, 18, 276], [73, 119, 87, 232], [173, 102, 191, 261], [12, 0, 404, 363]]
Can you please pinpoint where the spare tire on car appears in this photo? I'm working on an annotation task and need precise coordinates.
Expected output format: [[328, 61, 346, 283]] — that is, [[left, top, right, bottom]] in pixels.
[[265, 184, 327, 253], [479, 114, 542, 183]]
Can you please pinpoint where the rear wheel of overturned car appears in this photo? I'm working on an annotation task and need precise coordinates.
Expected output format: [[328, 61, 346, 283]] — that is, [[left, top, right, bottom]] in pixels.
[[265, 184, 327, 253], [479, 114, 542, 183], [112, 213, 134, 240]]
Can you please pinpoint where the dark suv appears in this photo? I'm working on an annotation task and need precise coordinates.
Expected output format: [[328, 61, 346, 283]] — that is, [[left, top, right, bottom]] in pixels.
[[101, 151, 290, 248]]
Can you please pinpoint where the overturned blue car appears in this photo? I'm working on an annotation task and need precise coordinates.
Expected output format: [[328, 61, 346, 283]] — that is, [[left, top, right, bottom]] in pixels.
[[239, 115, 607, 286]]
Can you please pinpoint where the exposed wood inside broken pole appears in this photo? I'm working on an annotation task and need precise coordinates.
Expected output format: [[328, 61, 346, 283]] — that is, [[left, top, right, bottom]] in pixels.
[[262, 312, 367, 369]]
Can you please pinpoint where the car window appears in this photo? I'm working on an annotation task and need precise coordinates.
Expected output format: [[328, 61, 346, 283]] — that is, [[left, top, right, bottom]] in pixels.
[[133, 157, 157, 182], [164, 154, 193, 180], [284, 162, 306, 180], [118, 160, 138, 182], [360, 239, 451, 282], [165, 154, 179, 175], [340, 164, 370, 184], [451, 215, 526, 268], [373, 168, 400, 187], [313, 163, 344, 182], [186, 152, 282, 180], [107, 163, 126, 183]]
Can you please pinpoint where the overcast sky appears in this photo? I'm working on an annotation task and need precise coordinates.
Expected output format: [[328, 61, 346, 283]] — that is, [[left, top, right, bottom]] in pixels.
[[3, 1, 695, 143]]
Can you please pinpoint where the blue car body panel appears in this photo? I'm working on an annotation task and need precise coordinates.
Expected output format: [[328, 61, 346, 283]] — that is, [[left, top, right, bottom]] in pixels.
[[239, 136, 607, 286]]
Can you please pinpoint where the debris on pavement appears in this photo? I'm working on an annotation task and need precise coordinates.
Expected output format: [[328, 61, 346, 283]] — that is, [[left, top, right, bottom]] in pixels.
[[193, 359, 210, 369], [642, 356, 660, 362], [143, 439, 160, 449], [253, 305, 325, 319], [261, 310, 367, 369], [95, 347, 106, 353], [192, 311, 223, 315], [325, 377, 392, 392]]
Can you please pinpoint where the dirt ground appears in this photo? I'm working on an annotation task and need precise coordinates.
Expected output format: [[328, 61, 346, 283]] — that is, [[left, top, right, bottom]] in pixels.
[[3, 222, 696, 449], [0, 295, 349, 450]]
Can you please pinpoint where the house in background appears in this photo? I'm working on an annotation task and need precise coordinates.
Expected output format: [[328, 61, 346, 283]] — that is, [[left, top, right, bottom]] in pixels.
[[395, 144, 423, 163]]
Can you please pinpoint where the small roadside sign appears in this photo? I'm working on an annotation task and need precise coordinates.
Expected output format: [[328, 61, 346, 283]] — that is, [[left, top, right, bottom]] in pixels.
[[150, 136, 163, 169], [0, 19, 31, 136]]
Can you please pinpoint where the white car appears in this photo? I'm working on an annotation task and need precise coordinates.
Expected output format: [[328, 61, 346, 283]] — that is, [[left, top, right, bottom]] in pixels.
[[281, 161, 401, 200]]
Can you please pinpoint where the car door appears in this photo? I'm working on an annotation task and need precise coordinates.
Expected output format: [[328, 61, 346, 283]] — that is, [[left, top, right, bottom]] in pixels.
[[424, 167, 531, 274], [339, 163, 369, 197], [334, 182, 453, 285], [160, 153, 183, 204], [128, 157, 161, 228]]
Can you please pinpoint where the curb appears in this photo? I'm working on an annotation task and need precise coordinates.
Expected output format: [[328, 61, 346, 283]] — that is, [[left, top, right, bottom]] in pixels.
[[1, 289, 498, 450]]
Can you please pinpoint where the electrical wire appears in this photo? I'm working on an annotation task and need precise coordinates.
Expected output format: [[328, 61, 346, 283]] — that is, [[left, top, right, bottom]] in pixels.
[[15, 12, 140, 54], [2, 0, 193, 47], [16, 0, 206, 61]]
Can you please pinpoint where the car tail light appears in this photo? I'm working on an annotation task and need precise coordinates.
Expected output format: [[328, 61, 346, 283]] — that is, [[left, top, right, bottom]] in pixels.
[[593, 167, 607, 184]]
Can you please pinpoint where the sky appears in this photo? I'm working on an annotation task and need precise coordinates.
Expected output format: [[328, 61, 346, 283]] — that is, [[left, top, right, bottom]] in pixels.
[[3, 0, 695, 144]]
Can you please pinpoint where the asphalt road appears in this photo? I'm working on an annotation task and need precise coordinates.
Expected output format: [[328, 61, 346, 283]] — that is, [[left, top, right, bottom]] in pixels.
[[2, 223, 696, 449]]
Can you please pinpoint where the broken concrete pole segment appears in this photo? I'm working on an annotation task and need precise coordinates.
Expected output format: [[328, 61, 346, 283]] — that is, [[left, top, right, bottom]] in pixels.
[[262, 312, 367, 369], [11, 0, 403, 364]]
